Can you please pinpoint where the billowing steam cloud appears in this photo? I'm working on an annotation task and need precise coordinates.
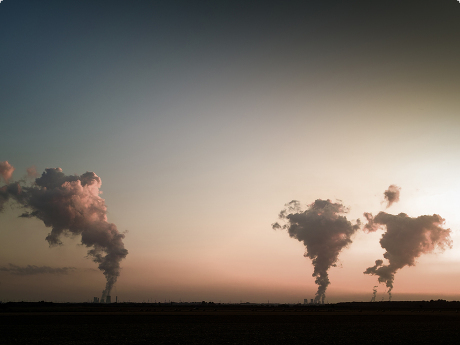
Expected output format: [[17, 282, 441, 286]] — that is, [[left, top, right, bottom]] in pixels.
[[363, 211, 452, 300], [0, 263, 76, 275], [0, 183, 20, 212], [0, 162, 128, 300], [383, 185, 400, 208], [273, 199, 360, 303]]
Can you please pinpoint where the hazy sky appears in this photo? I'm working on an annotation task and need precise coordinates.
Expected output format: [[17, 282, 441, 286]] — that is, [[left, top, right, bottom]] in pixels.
[[1, 0, 460, 303]]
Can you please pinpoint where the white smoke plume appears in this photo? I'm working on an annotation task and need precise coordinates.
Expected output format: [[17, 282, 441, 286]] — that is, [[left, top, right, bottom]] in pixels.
[[273, 199, 360, 303], [383, 185, 400, 208], [363, 211, 452, 300], [0, 162, 128, 300]]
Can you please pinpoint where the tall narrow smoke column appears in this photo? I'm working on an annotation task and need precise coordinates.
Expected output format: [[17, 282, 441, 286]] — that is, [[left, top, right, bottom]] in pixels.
[[273, 199, 360, 303], [0, 162, 128, 300], [370, 286, 378, 302]]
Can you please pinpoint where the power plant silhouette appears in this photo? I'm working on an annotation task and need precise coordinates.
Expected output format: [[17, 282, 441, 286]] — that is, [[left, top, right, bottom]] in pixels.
[[93, 296, 116, 303]]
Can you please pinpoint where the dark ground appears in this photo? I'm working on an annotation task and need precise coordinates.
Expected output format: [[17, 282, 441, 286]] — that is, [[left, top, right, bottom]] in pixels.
[[1, 302, 460, 344]]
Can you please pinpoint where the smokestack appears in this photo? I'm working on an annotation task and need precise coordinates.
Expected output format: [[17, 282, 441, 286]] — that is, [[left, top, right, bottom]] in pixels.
[[116, 296, 118, 303], [273, 199, 360, 303], [106, 295, 111, 304], [0, 162, 128, 299]]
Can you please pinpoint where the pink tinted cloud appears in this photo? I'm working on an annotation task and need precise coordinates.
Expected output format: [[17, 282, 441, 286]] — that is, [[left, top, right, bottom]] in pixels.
[[0, 161, 15, 184], [26, 166, 38, 178]]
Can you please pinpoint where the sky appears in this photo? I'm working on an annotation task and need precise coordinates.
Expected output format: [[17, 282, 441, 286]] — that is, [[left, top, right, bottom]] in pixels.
[[1, 0, 460, 303]]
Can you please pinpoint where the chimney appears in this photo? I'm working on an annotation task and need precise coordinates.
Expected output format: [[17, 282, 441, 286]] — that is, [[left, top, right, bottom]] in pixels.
[[106, 295, 111, 304]]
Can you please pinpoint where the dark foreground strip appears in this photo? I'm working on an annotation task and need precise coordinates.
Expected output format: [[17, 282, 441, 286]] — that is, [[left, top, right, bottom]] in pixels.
[[1, 313, 460, 345]]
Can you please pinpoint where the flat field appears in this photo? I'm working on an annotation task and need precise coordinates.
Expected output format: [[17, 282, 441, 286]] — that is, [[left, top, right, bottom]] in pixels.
[[1, 303, 459, 344]]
